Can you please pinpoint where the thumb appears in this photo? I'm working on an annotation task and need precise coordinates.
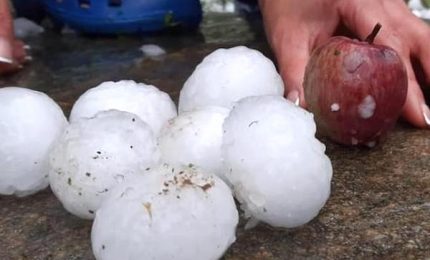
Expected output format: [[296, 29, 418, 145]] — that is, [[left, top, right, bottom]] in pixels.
[[276, 40, 310, 108], [401, 69, 429, 128]]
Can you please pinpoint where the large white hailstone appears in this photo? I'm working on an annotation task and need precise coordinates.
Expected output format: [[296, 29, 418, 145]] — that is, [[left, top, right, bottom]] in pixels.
[[222, 95, 332, 228], [49, 110, 160, 219], [0, 87, 68, 197], [14, 18, 45, 38], [91, 164, 238, 260], [178, 46, 284, 113], [139, 44, 166, 59], [158, 106, 230, 181], [69, 80, 177, 135]]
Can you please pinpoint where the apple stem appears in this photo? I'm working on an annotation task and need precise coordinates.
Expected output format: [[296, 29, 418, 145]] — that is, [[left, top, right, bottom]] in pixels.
[[365, 23, 382, 44]]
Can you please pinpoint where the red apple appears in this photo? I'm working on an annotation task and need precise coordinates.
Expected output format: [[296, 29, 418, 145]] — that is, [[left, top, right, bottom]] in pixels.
[[304, 24, 408, 147]]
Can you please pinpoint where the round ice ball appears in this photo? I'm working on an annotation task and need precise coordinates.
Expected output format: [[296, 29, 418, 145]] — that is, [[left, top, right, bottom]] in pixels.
[[222, 95, 332, 228], [158, 106, 230, 181], [178, 46, 284, 113], [0, 87, 68, 197], [49, 110, 160, 219], [69, 80, 177, 135], [91, 164, 238, 260]]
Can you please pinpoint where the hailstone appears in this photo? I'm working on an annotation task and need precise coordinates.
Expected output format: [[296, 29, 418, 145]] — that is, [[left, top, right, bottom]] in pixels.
[[69, 80, 177, 135], [158, 106, 230, 181], [139, 44, 166, 59], [0, 87, 67, 197], [222, 95, 332, 228], [49, 110, 160, 219], [14, 18, 45, 39], [91, 164, 238, 260], [178, 46, 284, 113]]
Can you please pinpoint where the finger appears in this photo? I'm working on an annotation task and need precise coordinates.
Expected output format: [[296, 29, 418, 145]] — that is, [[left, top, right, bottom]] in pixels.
[[0, 37, 13, 63], [276, 35, 310, 107], [0, 39, 26, 75], [383, 46, 429, 127], [12, 39, 28, 64], [0, 62, 21, 75], [408, 21, 430, 127], [402, 78, 429, 128], [415, 26, 430, 85]]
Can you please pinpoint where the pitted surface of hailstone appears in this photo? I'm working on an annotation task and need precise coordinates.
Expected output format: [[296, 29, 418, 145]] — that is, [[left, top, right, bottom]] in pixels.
[[222, 95, 332, 228], [158, 106, 230, 181], [91, 164, 238, 260], [49, 110, 160, 219]]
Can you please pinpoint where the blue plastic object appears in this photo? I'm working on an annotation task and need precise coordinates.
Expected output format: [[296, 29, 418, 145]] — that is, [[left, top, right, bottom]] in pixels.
[[42, 0, 203, 35]]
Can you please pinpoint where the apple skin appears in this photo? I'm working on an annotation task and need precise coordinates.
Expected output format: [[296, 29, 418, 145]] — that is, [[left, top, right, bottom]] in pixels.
[[304, 36, 408, 147]]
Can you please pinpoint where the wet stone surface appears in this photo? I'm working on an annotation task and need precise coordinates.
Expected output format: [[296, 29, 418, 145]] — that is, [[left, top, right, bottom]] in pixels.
[[1, 13, 429, 259]]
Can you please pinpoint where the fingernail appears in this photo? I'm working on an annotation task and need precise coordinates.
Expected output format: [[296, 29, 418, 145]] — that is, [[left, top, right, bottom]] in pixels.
[[25, 56, 33, 61], [0, 56, 13, 64], [422, 104, 430, 126], [287, 90, 300, 106], [24, 45, 31, 50]]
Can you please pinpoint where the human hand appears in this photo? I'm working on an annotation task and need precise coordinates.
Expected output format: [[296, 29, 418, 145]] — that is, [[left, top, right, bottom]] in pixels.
[[259, 0, 430, 128], [0, 0, 28, 76], [0, 37, 28, 75]]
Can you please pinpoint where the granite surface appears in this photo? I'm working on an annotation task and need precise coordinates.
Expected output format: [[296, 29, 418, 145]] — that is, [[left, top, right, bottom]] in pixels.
[[0, 13, 429, 260]]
